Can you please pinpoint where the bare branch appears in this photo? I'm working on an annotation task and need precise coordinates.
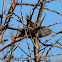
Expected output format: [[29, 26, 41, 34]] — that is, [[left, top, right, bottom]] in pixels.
[[44, 7, 62, 15], [0, 37, 24, 52], [36, 0, 46, 27]]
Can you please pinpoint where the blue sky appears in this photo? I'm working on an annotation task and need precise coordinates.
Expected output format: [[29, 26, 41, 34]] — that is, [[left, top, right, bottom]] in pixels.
[[0, 0, 62, 62]]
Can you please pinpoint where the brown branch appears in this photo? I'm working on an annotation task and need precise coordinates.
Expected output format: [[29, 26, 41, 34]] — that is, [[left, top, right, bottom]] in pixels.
[[20, 0, 24, 27], [40, 54, 62, 58], [36, 0, 46, 27], [0, 37, 24, 52], [45, 37, 62, 56], [1, 0, 5, 26], [0, 58, 30, 61], [16, 3, 62, 16], [30, 1, 40, 20], [4, 0, 17, 24], [24, 26, 33, 62], [27, 39, 33, 62], [44, 22, 62, 28], [16, 0, 55, 6], [0, 0, 18, 44], [34, 38, 40, 62], [1, 0, 17, 30], [16, 3, 41, 6], [7, 26, 24, 32], [39, 37, 62, 49], [44, 7, 62, 15]]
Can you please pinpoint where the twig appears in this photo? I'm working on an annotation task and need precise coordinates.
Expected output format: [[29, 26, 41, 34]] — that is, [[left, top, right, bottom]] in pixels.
[[16, 3, 41, 6], [44, 22, 62, 28], [18, 46, 30, 57], [13, 12, 26, 25], [0, 37, 24, 52], [1, 0, 5, 25], [17, 3, 62, 15], [40, 54, 62, 58], [25, 29, 33, 62], [36, 0, 46, 27], [45, 37, 62, 56], [30, 1, 40, 20], [21, 0, 24, 25], [40, 12, 46, 26], [44, 7, 62, 15], [4, 2, 12, 13]]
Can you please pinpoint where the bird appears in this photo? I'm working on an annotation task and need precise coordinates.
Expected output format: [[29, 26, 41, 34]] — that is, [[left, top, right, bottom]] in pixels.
[[19, 15, 54, 38], [31, 27, 53, 38]]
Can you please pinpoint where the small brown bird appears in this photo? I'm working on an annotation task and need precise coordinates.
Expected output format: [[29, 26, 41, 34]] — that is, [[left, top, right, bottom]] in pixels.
[[17, 27, 53, 38], [38, 28, 53, 38], [17, 16, 54, 38], [31, 27, 53, 38]]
